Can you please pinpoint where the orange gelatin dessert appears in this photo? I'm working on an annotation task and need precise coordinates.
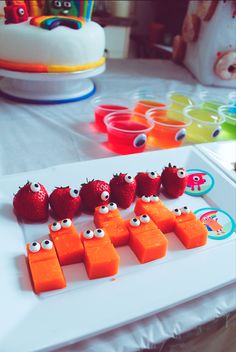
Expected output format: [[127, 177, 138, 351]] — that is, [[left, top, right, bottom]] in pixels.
[[27, 240, 66, 294], [126, 215, 168, 263], [81, 228, 120, 279], [49, 219, 84, 266], [173, 206, 208, 249], [94, 203, 129, 246], [134, 195, 175, 233]]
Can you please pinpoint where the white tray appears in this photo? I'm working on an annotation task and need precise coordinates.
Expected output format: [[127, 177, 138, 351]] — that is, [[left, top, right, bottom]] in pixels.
[[0, 146, 235, 352]]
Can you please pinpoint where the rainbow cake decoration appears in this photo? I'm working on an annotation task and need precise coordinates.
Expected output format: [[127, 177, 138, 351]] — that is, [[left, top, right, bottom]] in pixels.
[[0, 0, 105, 73]]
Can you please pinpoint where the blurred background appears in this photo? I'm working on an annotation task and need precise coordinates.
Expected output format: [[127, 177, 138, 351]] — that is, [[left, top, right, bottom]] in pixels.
[[92, 0, 189, 59]]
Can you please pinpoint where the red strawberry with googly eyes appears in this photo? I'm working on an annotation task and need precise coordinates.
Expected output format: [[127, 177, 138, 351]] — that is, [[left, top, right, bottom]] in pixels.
[[161, 163, 188, 198], [79, 179, 110, 213], [135, 171, 161, 197], [110, 173, 137, 209], [13, 181, 49, 222], [49, 186, 82, 220]]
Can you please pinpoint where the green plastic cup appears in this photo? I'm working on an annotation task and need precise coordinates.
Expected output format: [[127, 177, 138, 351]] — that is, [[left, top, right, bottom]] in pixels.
[[184, 106, 225, 143]]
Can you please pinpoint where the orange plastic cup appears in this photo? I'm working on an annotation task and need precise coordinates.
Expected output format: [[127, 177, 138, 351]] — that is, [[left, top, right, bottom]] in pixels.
[[146, 107, 192, 149], [132, 92, 167, 116]]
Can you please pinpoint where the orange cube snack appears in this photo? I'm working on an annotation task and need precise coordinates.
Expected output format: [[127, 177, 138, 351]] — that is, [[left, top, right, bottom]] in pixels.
[[49, 219, 84, 266], [175, 219, 208, 249], [173, 206, 208, 249], [102, 218, 130, 247], [127, 215, 168, 263], [134, 195, 175, 233], [173, 206, 196, 224], [94, 202, 121, 227], [81, 228, 120, 279], [27, 239, 66, 294], [134, 195, 165, 215]]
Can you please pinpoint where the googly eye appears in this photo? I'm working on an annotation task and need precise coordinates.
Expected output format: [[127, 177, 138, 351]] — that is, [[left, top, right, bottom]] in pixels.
[[101, 191, 110, 201], [148, 172, 157, 179], [61, 218, 72, 228], [94, 228, 105, 238], [29, 242, 40, 253], [18, 8, 25, 16], [175, 128, 186, 142], [51, 222, 61, 232], [150, 195, 159, 202], [53, 0, 62, 8], [69, 189, 79, 198], [140, 214, 150, 223], [108, 202, 117, 211], [193, 176, 200, 181], [181, 206, 190, 214], [212, 127, 221, 138], [99, 206, 109, 214], [83, 229, 94, 239], [124, 175, 134, 183], [130, 218, 140, 227], [177, 169, 186, 178], [30, 182, 41, 193], [172, 208, 181, 216], [133, 134, 147, 148], [141, 195, 150, 203], [63, 1, 72, 8], [41, 239, 53, 250]]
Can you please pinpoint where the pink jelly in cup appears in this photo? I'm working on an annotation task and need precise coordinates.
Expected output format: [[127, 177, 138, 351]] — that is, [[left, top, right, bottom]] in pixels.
[[92, 96, 130, 132], [104, 111, 154, 154]]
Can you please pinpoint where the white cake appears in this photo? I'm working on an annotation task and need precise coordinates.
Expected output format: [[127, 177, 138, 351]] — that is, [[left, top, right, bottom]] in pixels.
[[0, 19, 105, 73]]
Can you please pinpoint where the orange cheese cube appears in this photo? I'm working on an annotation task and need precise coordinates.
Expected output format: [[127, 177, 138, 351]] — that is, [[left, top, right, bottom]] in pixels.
[[126, 216, 158, 235], [27, 240, 66, 294], [102, 219, 130, 247], [134, 196, 166, 215], [149, 208, 175, 233], [94, 203, 122, 227], [173, 209, 196, 224], [175, 220, 208, 249], [129, 228, 168, 263], [49, 219, 84, 265], [81, 228, 120, 279]]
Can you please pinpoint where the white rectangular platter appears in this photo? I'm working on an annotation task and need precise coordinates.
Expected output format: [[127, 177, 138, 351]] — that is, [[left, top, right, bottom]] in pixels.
[[0, 146, 235, 352]]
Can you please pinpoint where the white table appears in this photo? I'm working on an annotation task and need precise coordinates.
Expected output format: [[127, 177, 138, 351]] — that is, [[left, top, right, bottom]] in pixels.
[[0, 59, 235, 351]]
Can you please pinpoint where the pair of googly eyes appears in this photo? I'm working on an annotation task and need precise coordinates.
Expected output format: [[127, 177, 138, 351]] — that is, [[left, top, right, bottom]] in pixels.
[[177, 170, 186, 178], [130, 215, 150, 227], [172, 206, 190, 216], [83, 229, 104, 239], [29, 240, 53, 253], [99, 203, 117, 214], [51, 219, 72, 232], [141, 195, 159, 203], [53, 1, 72, 9]]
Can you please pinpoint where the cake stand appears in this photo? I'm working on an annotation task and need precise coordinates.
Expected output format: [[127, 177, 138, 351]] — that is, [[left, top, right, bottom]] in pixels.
[[0, 64, 105, 104]]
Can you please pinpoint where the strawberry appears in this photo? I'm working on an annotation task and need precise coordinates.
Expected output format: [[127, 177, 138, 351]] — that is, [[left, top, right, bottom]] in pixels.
[[161, 163, 188, 198], [49, 186, 82, 220], [79, 179, 110, 212], [13, 181, 49, 222], [135, 171, 161, 197], [110, 173, 136, 209]]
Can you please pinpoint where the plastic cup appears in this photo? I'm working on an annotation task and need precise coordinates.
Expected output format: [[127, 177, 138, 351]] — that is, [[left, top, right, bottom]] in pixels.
[[184, 106, 225, 143], [146, 107, 192, 149], [217, 105, 236, 141], [167, 91, 195, 112], [131, 91, 167, 116], [92, 96, 130, 132], [104, 111, 154, 154], [198, 91, 229, 111]]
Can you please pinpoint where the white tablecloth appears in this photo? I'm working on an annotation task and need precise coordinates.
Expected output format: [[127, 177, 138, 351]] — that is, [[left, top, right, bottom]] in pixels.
[[0, 59, 235, 351]]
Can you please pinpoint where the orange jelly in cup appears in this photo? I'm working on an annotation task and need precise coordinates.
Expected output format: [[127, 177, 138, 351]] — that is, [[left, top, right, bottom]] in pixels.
[[146, 107, 192, 149], [104, 111, 154, 154], [132, 93, 167, 117]]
